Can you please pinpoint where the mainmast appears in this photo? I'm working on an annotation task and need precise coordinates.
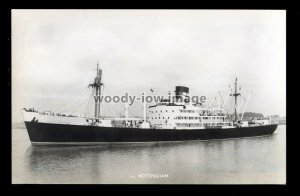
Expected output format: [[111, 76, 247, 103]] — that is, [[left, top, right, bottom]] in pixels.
[[230, 77, 241, 122], [89, 61, 103, 118]]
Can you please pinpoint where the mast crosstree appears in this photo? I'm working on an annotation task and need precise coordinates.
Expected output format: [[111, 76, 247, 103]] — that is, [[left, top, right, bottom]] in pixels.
[[89, 61, 104, 118], [230, 77, 241, 122]]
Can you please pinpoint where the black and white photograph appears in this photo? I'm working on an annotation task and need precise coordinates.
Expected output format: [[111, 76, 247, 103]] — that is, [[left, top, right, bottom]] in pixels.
[[11, 9, 286, 184]]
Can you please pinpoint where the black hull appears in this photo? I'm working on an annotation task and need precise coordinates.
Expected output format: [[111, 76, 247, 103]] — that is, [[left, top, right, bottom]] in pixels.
[[24, 122, 278, 145]]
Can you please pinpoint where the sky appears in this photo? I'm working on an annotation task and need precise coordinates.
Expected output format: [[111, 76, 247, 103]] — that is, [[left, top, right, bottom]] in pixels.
[[12, 10, 286, 123]]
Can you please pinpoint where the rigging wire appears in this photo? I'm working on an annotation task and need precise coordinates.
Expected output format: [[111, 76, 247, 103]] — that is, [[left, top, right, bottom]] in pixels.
[[104, 86, 128, 117], [36, 83, 73, 112], [69, 92, 93, 115], [84, 91, 94, 117], [49, 93, 78, 113], [49, 74, 92, 113], [48, 82, 83, 112], [219, 92, 231, 120], [55, 87, 91, 114]]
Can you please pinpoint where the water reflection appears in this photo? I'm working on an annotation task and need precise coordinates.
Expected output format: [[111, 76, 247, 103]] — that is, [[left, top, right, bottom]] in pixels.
[[23, 133, 278, 184]]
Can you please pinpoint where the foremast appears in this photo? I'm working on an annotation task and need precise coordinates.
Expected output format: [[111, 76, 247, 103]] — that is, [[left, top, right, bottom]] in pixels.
[[89, 61, 103, 118]]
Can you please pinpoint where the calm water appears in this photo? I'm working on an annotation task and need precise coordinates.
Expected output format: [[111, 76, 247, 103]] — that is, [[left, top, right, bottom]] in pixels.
[[12, 125, 286, 184]]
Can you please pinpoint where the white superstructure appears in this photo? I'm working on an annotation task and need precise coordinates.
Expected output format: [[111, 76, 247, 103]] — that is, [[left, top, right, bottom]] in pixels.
[[147, 86, 231, 129]]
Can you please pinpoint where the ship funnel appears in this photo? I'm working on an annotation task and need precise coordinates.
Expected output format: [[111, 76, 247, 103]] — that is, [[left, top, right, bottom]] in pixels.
[[175, 86, 189, 96], [175, 86, 189, 103]]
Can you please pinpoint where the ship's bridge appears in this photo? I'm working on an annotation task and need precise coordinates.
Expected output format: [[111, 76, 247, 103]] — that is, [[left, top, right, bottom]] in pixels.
[[147, 86, 228, 129]]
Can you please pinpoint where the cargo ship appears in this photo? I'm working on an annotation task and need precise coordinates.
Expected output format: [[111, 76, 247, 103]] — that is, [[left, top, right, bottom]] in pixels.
[[21, 63, 278, 145]]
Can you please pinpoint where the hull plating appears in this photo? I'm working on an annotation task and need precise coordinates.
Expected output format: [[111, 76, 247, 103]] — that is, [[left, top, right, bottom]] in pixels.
[[24, 121, 278, 145]]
